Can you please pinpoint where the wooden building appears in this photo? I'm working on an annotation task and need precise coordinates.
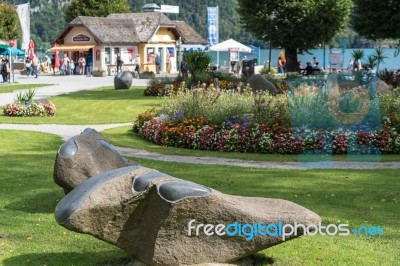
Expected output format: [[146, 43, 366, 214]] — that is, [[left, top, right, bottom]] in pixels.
[[50, 10, 206, 75]]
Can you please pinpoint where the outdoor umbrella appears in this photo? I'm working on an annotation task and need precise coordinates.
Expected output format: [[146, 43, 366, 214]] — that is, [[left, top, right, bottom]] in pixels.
[[28, 39, 35, 60], [0, 47, 25, 56], [209, 39, 252, 67]]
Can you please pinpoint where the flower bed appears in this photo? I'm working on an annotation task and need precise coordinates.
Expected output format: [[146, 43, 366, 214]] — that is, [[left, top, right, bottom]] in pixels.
[[3, 100, 56, 117], [134, 79, 400, 154], [133, 113, 400, 154]]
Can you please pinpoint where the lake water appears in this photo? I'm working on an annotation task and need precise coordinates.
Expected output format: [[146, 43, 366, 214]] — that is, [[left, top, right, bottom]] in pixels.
[[208, 48, 400, 71]]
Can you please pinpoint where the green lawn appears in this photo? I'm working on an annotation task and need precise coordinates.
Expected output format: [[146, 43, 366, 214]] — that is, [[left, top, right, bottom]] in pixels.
[[0, 87, 160, 125], [0, 84, 53, 94], [0, 130, 128, 265], [0, 130, 399, 265], [102, 126, 400, 162]]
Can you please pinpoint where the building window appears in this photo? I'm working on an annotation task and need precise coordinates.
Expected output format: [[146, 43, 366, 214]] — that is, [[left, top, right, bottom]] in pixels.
[[147, 47, 155, 63], [105, 47, 110, 64]]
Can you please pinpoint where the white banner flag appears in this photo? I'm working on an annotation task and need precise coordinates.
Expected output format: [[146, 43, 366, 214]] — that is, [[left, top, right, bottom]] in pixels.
[[16, 3, 30, 50], [207, 7, 219, 46]]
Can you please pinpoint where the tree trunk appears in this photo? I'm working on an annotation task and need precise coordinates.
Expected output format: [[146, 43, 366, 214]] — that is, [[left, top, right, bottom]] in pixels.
[[285, 47, 299, 73]]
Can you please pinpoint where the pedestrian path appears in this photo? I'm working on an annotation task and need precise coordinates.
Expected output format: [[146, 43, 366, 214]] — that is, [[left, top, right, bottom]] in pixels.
[[0, 123, 399, 169], [1, 73, 399, 169], [0, 73, 149, 106]]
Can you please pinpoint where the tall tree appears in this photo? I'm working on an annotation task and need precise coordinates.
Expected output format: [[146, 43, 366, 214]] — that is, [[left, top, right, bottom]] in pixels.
[[65, 0, 131, 23], [351, 0, 400, 40], [0, 2, 21, 40], [237, 0, 351, 71]]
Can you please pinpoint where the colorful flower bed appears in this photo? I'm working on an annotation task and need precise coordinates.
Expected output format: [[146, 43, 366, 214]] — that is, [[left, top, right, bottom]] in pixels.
[[3, 100, 56, 117], [134, 79, 400, 154], [133, 112, 400, 154]]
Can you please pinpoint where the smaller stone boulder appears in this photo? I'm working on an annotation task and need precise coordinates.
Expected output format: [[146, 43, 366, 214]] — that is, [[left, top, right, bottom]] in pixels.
[[248, 74, 278, 95], [139, 71, 155, 79], [114, 71, 133, 90]]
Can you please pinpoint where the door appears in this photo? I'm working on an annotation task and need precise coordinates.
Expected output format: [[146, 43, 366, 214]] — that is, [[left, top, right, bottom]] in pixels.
[[158, 47, 164, 72]]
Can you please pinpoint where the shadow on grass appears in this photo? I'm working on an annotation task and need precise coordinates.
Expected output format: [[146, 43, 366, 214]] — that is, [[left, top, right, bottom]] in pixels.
[[5, 190, 62, 214], [3, 252, 274, 266], [57, 87, 157, 102], [3, 252, 132, 266]]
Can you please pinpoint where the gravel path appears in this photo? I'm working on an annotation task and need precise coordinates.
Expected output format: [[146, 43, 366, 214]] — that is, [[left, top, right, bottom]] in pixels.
[[1, 124, 399, 169]]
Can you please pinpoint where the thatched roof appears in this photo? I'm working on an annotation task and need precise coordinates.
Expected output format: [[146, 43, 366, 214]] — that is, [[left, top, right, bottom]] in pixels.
[[174, 21, 207, 45], [69, 16, 140, 45], [107, 12, 174, 42], [54, 12, 206, 45]]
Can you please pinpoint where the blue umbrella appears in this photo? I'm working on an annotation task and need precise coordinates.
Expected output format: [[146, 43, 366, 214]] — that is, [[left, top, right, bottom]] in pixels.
[[0, 47, 25, 56]]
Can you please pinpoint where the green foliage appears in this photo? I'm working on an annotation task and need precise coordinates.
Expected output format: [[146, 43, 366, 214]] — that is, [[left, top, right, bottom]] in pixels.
[[183, 51, 211, 76], [351, 49, 364, 61], [0, 2, 21, 40], [372, 47, 388, 72], [351, 0, 400, 40], [65, 0, 131, 22], [236, 0, 351, 71], [15, 89, 36, 103], [364, 55, 377, 70]]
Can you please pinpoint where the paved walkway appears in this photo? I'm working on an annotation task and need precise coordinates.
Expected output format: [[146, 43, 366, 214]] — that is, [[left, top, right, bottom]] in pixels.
[[0, 73, 149, 106], [1, 73, 399, 169], [0, 123, 399, 169]]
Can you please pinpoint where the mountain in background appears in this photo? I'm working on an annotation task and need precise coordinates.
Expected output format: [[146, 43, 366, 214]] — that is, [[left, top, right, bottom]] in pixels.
[[7, 0, 384, 51], [6, 0, 262, 50]]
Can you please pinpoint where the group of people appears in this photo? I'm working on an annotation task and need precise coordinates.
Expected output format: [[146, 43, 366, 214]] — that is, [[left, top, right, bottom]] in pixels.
[[299, 57, 324, 76], [24, 54, 41, 78], [116, 53, 141, 77], [48, 52, 92, 76]]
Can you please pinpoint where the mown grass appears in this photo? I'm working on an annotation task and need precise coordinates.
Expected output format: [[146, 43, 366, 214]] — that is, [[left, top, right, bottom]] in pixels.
[[132, 157, 400, 266], [0, 130, 398, 265], [102, 126, 400, 162], [0, 130, 128, 265], [0, 87, 160, 125], [0, 84, 53, 94]]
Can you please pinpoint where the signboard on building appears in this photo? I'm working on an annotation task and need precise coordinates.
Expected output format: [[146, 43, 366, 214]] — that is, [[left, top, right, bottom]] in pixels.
[[229, 48, 239, 61], [73, 34, 91, 42], [160, 5, 179, 14]]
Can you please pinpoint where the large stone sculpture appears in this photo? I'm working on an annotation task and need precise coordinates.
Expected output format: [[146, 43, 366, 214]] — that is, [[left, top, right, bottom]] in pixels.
[[54, 129, 321, 265]]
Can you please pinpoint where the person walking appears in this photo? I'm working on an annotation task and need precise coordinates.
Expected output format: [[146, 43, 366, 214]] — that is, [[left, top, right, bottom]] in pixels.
[[134, 54, 141, 78], [116, 53, 123, 73], [155, 53, 160, 74], [25, 57, 32, 77], [85, 50, 93, 76], [78, 54, 86, 75], [31, 54, 39, 78], [51, 55, 56, 75], [69, 60, 75, 75], [1, 59, 10, 83], [60, 54, 70, 75], [277, 56, 284, 74]]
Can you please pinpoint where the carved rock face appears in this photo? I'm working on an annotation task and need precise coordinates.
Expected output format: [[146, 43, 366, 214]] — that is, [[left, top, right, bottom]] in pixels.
[[54, 131, 321, 265], [53, 128, 134, 193]]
